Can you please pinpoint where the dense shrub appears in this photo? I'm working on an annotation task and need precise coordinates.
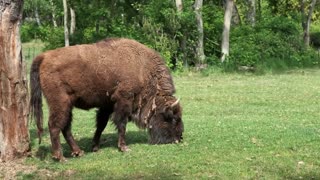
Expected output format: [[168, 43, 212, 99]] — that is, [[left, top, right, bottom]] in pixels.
[[228, 16, 319, 72], [310, 32, 320, 48], [21, 22, 40, 42]]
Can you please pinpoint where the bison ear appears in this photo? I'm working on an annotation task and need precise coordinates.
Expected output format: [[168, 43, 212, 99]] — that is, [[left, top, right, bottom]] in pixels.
[[162, 106, 174, 121]]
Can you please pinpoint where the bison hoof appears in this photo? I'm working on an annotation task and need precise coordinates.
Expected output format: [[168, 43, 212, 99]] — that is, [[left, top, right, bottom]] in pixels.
[[92, 145, 99, 152], [119, 146, 131, 152], [52, 155, 67, 162], [71, 150, 84, 157]]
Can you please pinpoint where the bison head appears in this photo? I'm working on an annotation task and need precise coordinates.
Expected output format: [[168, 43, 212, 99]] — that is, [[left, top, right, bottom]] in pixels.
[[148, 97, 184, 144]]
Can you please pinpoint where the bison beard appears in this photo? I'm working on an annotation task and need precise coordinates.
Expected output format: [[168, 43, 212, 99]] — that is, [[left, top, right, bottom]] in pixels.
[[30, 38, 183, 161]]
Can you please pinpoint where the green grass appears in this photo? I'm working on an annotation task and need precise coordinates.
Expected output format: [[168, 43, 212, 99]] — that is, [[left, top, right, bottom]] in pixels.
[[21, 43, 320, 179]]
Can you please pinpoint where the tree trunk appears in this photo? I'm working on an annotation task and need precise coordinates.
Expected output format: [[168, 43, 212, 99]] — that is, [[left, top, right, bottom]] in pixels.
[[0, 0, 30, 162], [221, 0, 234, 62], [175, 0, 183, 11], [232, 3, 241, 25], [175, 0, 188, 68], [303, 0, 317, 46], [194, 0, 205, 66], [246, 0, 256, 26], [70, 7, 75, 35], [63, 0, 69, 46], [49, 0, 57, 27], [34, 6, 41, 26]]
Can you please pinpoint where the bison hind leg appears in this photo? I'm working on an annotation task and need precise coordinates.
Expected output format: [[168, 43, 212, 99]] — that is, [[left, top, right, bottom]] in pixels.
[[92, 107, 113, 152], [60, 108, 84, 157]]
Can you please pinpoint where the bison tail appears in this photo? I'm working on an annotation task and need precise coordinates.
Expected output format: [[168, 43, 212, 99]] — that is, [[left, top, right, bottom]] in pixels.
[[30, 55, 44, 144]]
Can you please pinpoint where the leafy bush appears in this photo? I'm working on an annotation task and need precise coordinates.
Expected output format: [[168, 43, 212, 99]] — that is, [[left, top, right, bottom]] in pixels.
[[228, 15, 319, 72], [310, 32, 320, 48], [37, 26, 65, 50], [21, 22, 40, 42]]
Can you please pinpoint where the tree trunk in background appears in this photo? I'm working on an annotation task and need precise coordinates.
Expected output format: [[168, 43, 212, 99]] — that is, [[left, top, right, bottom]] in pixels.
[[34, 6, 41, 26], [221, 0, 234, 62], [246, 0, 256, 26], [175, 0, 183, 11], [303, 0, 317, 46], [175, 0, 188, 68], [63, 0, 69, 46], [194, 0, 205, 66], [0, 0, 30, 162], [49, 0, 57, 27], [232, 3, 241, 25], [70, 7, 75, 35]]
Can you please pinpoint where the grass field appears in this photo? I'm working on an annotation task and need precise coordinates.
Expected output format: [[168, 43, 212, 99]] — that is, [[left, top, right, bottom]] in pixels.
[[13, 42, 320, 179], [17, 65, 320, 179]]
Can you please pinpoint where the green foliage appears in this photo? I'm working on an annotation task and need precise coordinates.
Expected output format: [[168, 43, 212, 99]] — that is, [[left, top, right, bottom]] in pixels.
[[21, 22, 40, 42], [310, 32, 320, 48], [203, 3, 224, 65], [228, 15, 319, 72], [21, 0, 320, 72], [38, 26, 65, 50]]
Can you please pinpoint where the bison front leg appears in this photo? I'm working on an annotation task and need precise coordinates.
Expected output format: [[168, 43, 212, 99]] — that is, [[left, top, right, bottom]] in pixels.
[[113, 97, 132, 152], [116, 119, 130, 152]]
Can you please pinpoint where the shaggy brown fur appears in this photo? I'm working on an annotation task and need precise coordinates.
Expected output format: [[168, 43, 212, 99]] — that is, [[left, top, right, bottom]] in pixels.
[[30, 38, 183, 161]]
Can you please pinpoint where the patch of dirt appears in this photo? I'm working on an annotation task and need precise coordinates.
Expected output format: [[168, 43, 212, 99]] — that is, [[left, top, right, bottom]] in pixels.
[[0, 158, 58, 179]]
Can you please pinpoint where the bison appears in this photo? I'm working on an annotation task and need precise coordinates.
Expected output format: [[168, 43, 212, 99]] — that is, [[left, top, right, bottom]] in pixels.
[[30, 38, 183, 161]]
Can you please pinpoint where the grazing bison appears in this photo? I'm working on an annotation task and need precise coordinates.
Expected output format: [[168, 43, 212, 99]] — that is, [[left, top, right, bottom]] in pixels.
[[30, 38, 183, 161]]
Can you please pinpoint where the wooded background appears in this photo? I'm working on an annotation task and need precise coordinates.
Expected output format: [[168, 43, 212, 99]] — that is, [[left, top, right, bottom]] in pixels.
[[21, 0, 320, 72]]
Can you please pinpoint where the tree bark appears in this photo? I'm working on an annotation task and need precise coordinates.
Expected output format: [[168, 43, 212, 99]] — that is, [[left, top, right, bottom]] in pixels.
[[232, 3, 241, 25], [246, 0, 256, 26], [175, 0, 183, 11], [221, 0, 234, 62], [34, 6, 41, 26], [194, 0, 205, 66], [49, 0, 57, 27], [70, 7, 75, 35], [175, 0, 188, 68], [63, 0, 69, 46], [303, 0, 317, 46], [0, 0, 30, 162]]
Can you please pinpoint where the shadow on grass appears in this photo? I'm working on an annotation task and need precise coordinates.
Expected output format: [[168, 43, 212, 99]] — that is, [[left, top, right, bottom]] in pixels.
[[69, 130, 149, 156], [284, 174, 320, 180], [29, 128, 149, 160]]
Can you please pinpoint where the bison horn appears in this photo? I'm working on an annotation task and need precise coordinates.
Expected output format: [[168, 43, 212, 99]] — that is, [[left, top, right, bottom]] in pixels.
[[170, 98, 180, 108]]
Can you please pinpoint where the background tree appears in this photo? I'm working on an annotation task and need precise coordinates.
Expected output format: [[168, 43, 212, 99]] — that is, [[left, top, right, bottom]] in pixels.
[[0, 0, 30, 161], [70, 6, 75, 35], [194, 0, 205, 66], [175, 0, 188, 68], [63, 0, 69, 46], [49, 0, 57, 27], [20, 0, 320, 72], [302, 0, 317, 46], [246, 0, 256, 26], [221, 0, 234, 62]]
